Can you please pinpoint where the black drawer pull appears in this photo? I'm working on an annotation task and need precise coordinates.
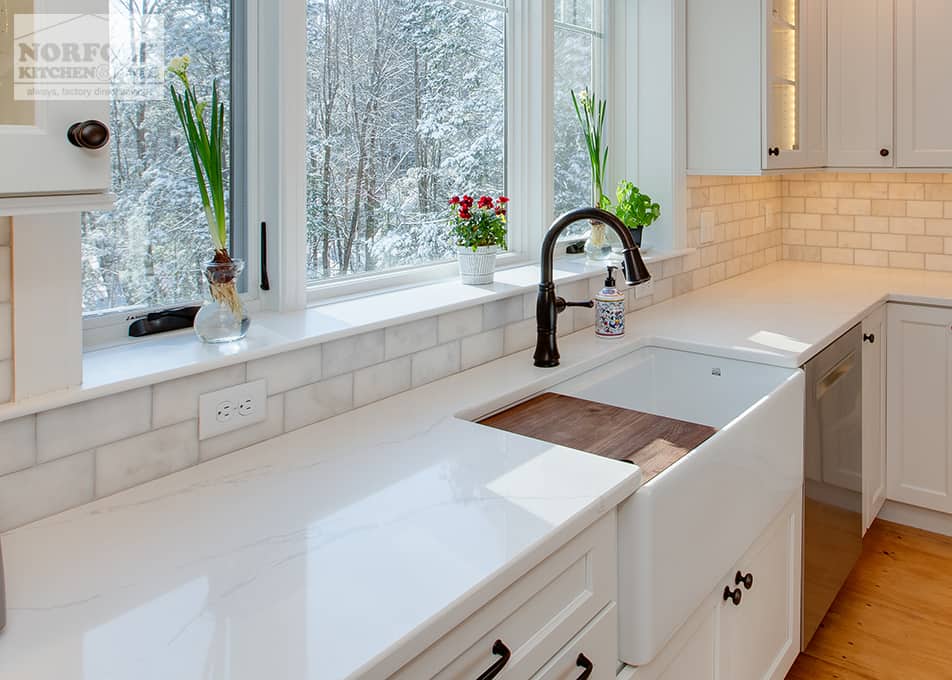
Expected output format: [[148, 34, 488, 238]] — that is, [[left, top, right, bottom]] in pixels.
[[476, 640, 511, 680], [735, 571, 754, 590], [723, 586, 743, 606], [768, 146, 780, 157], [576, 652, 594, 679], [880, 148, 890, 157]]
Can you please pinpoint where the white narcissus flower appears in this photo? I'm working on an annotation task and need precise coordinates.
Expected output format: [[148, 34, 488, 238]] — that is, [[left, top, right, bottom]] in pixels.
[[167, 55, 191, 79], [578, 89, 589, 105]]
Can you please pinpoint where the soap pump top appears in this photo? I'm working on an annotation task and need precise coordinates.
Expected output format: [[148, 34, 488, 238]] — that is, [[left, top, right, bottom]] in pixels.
[[598, 266, 623, 299]]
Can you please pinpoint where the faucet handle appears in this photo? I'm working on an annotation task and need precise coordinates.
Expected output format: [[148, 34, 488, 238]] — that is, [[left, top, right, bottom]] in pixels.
[[556, 296, 594, 314]]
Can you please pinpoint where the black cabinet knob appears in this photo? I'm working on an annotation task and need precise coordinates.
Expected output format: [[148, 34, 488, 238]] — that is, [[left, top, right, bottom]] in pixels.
[[723, 586, 743, 606], [476, 640, 511, 680], [768, 147, 780, 157], [864, 333, 876, 344], [67, 120, 110, 149], [735, 571, 754, 590], [575, 653, 594, 679], [880, 148, 890, 157]]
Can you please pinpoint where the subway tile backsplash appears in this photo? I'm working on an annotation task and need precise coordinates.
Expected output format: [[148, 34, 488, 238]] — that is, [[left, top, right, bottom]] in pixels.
[[0, 176, 784, 532], [782, 173, 952, 271]]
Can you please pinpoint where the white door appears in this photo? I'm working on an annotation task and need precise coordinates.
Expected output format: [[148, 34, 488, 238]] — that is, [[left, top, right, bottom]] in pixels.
[[764, 0, 814, 169], [896, 0, 952, 167], [718, 494, 801, 680], [0, 0, 109, 195], [827, 0, 894, 167], [862, 306, 887, 532], [886, 303, 952, 512]]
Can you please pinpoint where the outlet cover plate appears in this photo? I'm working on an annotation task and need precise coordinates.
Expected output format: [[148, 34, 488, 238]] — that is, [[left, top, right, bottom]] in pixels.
[[199, 379, 268, 440]]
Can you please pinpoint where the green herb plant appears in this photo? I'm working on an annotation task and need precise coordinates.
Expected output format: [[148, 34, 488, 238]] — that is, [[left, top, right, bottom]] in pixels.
[[613, 180, 661, 232]]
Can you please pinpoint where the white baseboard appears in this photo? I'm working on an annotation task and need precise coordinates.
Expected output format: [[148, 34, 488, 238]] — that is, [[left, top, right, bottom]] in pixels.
[[878, 500, 952, 538]]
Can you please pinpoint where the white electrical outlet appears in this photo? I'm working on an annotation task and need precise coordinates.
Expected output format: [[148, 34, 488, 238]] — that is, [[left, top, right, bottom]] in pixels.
[[199, 379, 268, 440]]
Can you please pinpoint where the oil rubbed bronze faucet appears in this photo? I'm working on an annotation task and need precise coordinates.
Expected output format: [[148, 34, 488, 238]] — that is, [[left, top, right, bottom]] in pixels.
[[534, 207, 651, 368]]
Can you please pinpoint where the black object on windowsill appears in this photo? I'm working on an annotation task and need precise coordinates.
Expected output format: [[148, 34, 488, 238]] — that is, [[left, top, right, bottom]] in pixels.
[[128, 306, 200, 338]]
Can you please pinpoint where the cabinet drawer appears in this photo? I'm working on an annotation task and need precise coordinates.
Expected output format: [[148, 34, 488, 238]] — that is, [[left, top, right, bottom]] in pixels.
[[530, 604, 617, 680], [393, 512, 617, 679]]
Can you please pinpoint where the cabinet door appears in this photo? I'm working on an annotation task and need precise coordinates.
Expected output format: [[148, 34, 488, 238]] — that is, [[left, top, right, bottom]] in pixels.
[[862, 306, 887, 532], [827, 0, 894, 167], [896, 0, 952, 167], [764, 0, 812, 169], [887, 304, 952, 512], [0, 0, 110, 195], [719, 494, 802, 680]]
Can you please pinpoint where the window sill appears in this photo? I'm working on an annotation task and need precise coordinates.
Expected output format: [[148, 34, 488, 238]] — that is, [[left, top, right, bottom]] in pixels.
[[0, 249, 691, 423]]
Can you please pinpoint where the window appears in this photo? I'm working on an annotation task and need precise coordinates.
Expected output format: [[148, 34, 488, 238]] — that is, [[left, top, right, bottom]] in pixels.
[[553, 0, 603, 235], [304, 0, 507, 283], [81, 0, 237, 316]]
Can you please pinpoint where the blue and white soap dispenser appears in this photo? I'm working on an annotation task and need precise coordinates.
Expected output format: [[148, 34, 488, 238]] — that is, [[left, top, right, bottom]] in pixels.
[[595, 266, 625, 338]]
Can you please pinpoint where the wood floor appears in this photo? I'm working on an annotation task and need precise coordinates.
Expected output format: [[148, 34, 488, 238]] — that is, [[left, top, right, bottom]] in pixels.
[[787, 519, 952, 680]]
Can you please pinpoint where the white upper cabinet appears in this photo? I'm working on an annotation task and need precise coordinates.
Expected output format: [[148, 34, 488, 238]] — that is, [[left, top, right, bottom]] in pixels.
[[0, 0, 110, 196], [688, 0, 826, 174], [896, 0, 952, 167], [827, 0, 894, 167]]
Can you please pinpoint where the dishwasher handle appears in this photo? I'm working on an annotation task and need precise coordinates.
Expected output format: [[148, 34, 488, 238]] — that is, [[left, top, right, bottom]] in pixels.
[[815, 351, 857, 401]]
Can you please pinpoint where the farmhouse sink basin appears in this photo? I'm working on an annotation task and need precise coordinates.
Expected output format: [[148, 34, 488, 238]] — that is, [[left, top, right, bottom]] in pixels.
[[474, 346, 805, 666]]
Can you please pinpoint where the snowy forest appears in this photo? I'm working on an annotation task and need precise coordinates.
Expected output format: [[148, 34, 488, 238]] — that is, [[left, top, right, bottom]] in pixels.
[[81, 0, 596, 312]]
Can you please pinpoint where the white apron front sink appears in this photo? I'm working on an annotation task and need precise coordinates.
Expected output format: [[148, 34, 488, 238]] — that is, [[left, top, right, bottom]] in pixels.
[[551, 347, 804, 666]]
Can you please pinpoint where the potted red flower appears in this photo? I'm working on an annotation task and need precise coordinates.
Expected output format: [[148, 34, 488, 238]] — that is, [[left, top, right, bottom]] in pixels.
[[449, 194, 509, 285]]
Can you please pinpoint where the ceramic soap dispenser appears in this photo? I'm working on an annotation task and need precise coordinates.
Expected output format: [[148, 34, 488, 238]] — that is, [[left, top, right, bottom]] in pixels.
[[595, 266, 625, 338]]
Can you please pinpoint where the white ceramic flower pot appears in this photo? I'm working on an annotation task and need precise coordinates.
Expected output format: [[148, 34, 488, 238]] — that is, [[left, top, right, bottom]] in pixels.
[[457, 245, 499, 285]]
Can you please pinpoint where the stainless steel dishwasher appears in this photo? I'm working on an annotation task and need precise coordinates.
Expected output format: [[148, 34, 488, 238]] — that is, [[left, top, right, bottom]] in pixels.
[[802, 324, 863, 649]]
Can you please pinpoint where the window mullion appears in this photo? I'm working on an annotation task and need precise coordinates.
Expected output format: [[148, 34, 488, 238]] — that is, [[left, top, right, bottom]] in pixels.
[[258, 0, 307, 312], [508, 0, 553, 261]]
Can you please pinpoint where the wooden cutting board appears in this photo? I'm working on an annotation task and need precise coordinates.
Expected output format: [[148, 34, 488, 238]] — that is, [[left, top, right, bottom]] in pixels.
[[480, 392, 717, 483]]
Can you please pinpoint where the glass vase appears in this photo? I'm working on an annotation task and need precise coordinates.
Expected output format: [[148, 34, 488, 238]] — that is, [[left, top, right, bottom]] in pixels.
[[194, 258, 251, 344], [585, 220, 617, 262]]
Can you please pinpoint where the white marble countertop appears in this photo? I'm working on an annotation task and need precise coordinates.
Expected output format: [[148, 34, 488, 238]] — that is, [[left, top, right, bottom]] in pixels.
[[630, 260, 952, 368], [3, 259, 952, 679], [0, 339, 644, 680]]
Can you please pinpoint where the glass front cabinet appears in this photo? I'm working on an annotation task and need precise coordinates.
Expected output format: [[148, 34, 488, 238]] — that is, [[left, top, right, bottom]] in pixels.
[[687, 0, 827, 174]]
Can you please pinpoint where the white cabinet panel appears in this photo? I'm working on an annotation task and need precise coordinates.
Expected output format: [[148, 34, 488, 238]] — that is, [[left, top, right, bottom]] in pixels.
[[0, 1, 110, 195], [718, 493, 801, 680], [863, 306, 887, 531], [828, 0, 894, 167], [530, 604, 617, 680], [887, 304, 952, 512], [631, 492, 802, 680], [896, 0, 952, 167]]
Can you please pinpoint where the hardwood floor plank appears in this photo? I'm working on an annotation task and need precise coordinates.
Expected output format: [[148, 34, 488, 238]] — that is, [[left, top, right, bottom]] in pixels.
[[787, 653, 875, 680], [788, 519, 952, 679]]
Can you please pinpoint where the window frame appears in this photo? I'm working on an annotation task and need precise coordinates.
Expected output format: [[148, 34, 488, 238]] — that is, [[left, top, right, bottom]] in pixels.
[[81, 0, 259, 348], [82, 0, 686, 345]]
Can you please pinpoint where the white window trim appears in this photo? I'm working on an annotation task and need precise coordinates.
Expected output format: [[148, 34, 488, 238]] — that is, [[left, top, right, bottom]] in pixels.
[[82, 0, 689, 347]]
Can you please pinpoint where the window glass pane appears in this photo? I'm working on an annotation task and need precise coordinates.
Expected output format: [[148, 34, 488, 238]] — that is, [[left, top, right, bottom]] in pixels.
[[553, 26, 595, 227], [305, 0, 506, 283], [554, 0, 593, 29], [81, 0, 233, 315]]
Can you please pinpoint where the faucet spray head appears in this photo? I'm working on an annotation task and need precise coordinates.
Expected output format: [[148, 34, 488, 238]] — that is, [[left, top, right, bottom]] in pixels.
[[621, 248, 652, 286]]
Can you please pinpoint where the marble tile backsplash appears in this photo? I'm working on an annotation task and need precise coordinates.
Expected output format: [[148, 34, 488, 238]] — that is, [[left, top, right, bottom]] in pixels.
[[0, 176, 782, 533], [782, 173, 952, 271]]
